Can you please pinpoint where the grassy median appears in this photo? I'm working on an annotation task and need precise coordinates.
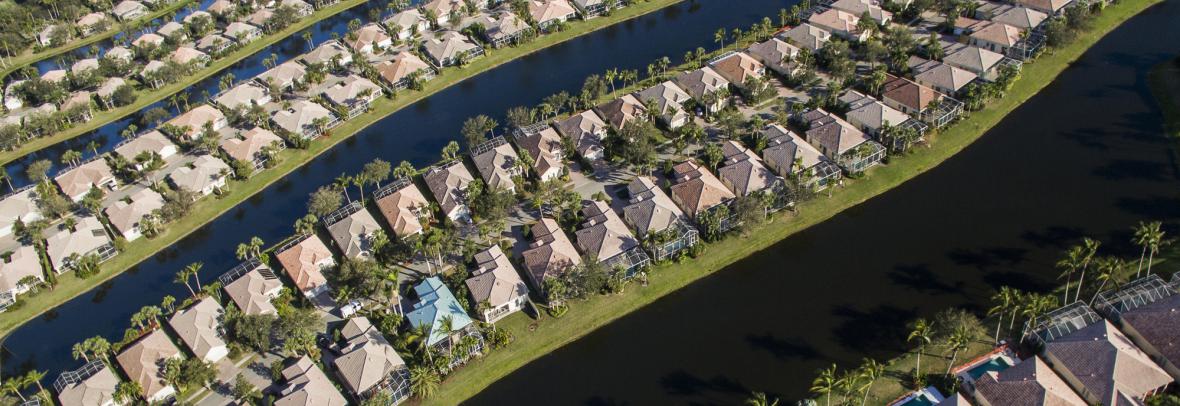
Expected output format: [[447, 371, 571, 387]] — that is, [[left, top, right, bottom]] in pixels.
[[423, 0, 1164, 403], [0, 0, 370, 166], [0, 0, 683, 339]]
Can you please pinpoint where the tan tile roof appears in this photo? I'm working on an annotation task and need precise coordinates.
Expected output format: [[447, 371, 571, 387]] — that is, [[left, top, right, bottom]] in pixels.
[[0, 188, 40, 234], [915, 62, 978, 93], [0, 245, 42, 294], [422, 31, 479, 64], [333, 317, 406, 396], [224, 268, 282, 315], [224, 22, 261, 41], [132, 33, 164, 48], [272, 100, 335, 136], [673, 67, 731, 101], [747, 38, 800, 72], [220, 127, 282, 163], [374, 181, 430, 237], [302, 40, 352, 66], [321, 75, 382, 107], [778, 23, 832, 51], [635, 81, 691, 125], [376, 53, 431, 86], [807, 9, 861, 37], [975, 356, 1088, 406], [168, 298, 227, 361], [258, 61, 308, 89], [517, 127, 565, 180], [669, 161, 735, 218], [104, 188, 165, 238], [943, 46, 1004, 75], [622, 176, 685, 237], [529, 0, 577, 25], [115, 130, 176, 161], [842, 91, 912, 131], [471, 138, 520, 191], [55, 159, 114, 200], [804, 109, 871, 156], [1044, 320, 1173, 404], [56, 363, 120, 406], [709, 52, 765, 86], [993, 6, 1048, 29], [116, 330, 181, 401], [424, 161, 474, 219], [276, 235, 334, 293], [46, 216, 112, 272], [1014, 0, 1072, 13], [276, 356, 348, 406], [169, 47, 208, 65], [327, 208, 381, 259], [761, 124, 830, 178], [97, 77, 127, 99], [465, 245, 527, 309], [971, 21, 1022, 47], [830, 0, 892, 22], [575, 200, 639, 262], [522, 218, 581, 285], [348, 23, 391, 53], [718, 140, 778, 197], [215, 82, 271, 110], [168, 155, 230, 194], [166, 105, 227, 139]]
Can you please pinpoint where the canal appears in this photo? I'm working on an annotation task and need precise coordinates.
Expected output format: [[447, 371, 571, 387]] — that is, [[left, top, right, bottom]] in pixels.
[[468, 0, 1180, 404], [0, 0, 791, 382], [4, 0, 388, 189]]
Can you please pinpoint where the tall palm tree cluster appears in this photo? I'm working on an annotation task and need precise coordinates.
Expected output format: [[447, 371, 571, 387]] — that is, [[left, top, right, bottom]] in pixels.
[[805, 358, 888, 406]]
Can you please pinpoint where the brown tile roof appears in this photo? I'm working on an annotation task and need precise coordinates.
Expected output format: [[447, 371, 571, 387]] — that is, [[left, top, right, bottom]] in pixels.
[[669, 161, 735, 218], [376, 53, 431, 86], [974, 356, 1088, 406], [622, 176, 684, 236], [575, 200, 639, 262], [522, 218, 581, 286], [595, 94, 647, 130], [1044, 320, 1172, 404], [708, 52, 765, 85], [1118, 294, 1180, 375], [882, 75, 940, 112], [374, 181, 430, 237], [276, 235, 335, 293], [276, 356, 347, 406], [116, 330, 181, 401], [465, 245, 528, 310]]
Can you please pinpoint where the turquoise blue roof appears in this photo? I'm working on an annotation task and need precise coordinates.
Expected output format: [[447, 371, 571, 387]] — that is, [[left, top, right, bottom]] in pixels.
[[407, 277, 474, 346]]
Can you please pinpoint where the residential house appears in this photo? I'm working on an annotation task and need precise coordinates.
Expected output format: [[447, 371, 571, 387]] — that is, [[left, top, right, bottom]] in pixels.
[[182, 10, 212, 26], [407, 277, 483, 357], [320, 75, 383, 118], [115, 330, 182, 402], [302, 40, 353, 68], [1099, 286, 1180, 381], [420, 0, 465, 26], [215, 82, 272, 111], [374, 178, 431, 238], [224, 266, 283, 315], [943, 46, 1006, 81], [475, 12, 530, 48], [271, 100, 338, 139], [113, 0, 149, 20], [1042, 320, 1172, 405], [747, 38, 801, 77], [168, 298, 229, 363], [913, 60, 978, 95], [41, 69, 66, 84], [464, 245, 529, 323], [37, 24, 65, 47], [71, 58, 100, 76], [555, 109, 608, 161], [166, 104, 229, 140], [62, 91, 94, 121], [673, 67, 731, 114], [375, 53, 434, 90], [529, 0, 578, 31], [77, 13, 110, 36], [515, 127, 565, 181], [881, 75, 956, 127], [0, 246, 44, 309], [471, 136, 521, 192], [801, 109, 886, 173], [156, 21, 186, 41], [220, 127, 285, 170], [207, 0, 236, 16], [275, 356, 348, 406], [246, 8, 275, 27], [55, 159, 117, 202], [778, 23, 832, 52], [258, 60, 308, 90], [839, 90, 917, 136], [281, 0, 314, 16], [54, 361, 122, 406], [196, 33, 233, 54], [595, 94, 647, 130], [972, 356, 1088, 406], [170, 47, 210, 67], [131, 33, 164, 50], [325, 203, 382, 259], [422, 31, 483, 67], [991, 6, 1049, 29], [829, 0, 892, 24], [521, 217, 582, 289], [634, 81, 691, 129], [0, 187, 43, 237], [761, 125, 841, 190], [1014, 0, 1072, 14], [104, 188, 165, 241], [169, 155, 230, 196], [423, 161, 474, 222], [276, 234, 336, 297], [807, 9, 866, 41], [224, 22, 263, 43], [384, 9, 429, 41], [622, 176, 697, 261], [576, 200, 650, 274], [96, 77, 127, 108], [348, 23, 393, 55], [114, 130, 177, 170], [708, 51, 766, 93], [969, 21, 1023, 55], [717, 140, 781, 198], [104, 46, 133, 63], [572, 0, 613, 17], [332, 317, 411, 403], [669, 161, 735, 220]]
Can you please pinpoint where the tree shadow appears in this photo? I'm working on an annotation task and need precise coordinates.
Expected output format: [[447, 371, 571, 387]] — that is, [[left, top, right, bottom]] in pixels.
[[745, 332, 823, 362], [1020, 226, 1086, 250], [830, 305, 916, 355], [887, 263, 964, 295], [659, 370, 749, 403]]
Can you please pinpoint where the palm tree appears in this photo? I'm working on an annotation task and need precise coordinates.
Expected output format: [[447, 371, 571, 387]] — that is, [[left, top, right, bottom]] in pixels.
[[335, 174, 353, 202], [858, 358, 885, 406], [715, 28, 726, 50], [186, 262, 204, 292], [174, 267, 195, 297], [944, 326, 972, 376], [2, 377, 26, 402], [745, 392, 779, 406], [907, 318, 932, 377], [1055, 245, 1083, 304], [1074, 237, 1100, 302], [810, 364, 838, 406], [408, 364, 440, 398], [1133, 221, 1168, 277], [72, 341, 91, 361], [987, 286, 1015, 343], [23, 370, 46, 396], [1089, 257, 1125, 305], [113, 381, 142, 403]]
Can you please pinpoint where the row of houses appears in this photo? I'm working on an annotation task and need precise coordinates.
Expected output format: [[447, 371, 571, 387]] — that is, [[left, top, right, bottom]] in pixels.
[[894, 274, 1180, 406]]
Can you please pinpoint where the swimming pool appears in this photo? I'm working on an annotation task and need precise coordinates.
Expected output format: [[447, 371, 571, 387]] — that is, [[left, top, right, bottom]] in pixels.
[[965, 356, 1015, 380]]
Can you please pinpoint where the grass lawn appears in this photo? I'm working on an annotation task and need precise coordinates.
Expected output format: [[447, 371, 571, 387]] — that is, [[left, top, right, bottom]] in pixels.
[[0, 0, 199, 80], [1148, 56, 1180, 137], [423, 0, 1163, 403], [0, 0, 371, 166], [0, 0, 684, 339]]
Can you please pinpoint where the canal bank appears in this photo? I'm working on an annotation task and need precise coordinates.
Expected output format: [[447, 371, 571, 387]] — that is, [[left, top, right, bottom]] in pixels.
[[465, 0, 1180, 403], [1, 0, 783, 381]]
